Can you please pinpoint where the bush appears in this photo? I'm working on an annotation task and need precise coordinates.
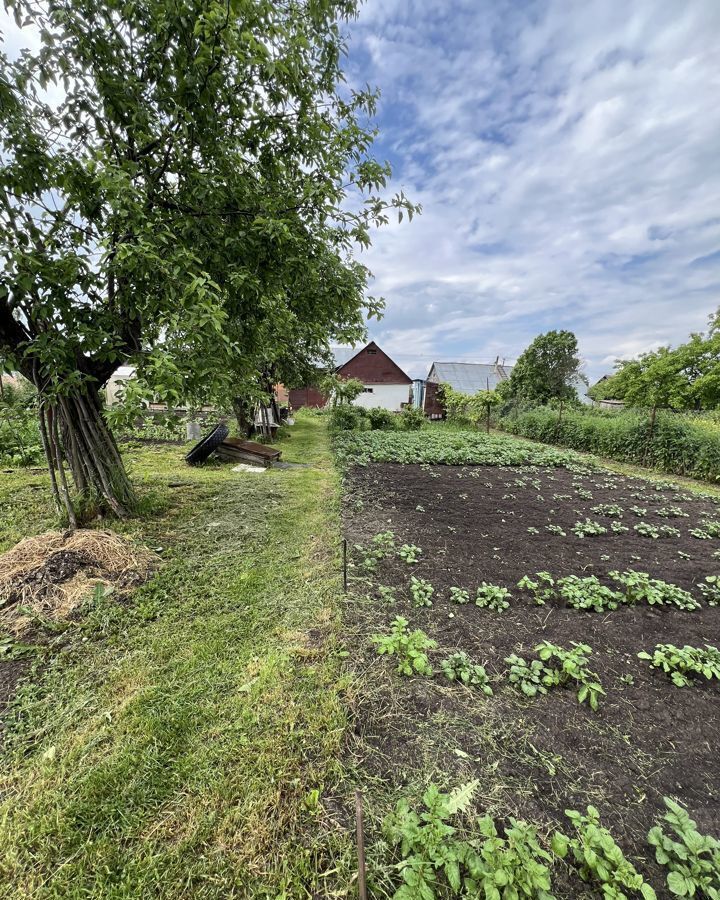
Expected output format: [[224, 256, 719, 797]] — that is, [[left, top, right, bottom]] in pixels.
[[498, 404, 720, 482], [0, 379, 43, 467], [328, 404, 369, 432], [366, 407, 396, 430], [399, 406, 426, 430]]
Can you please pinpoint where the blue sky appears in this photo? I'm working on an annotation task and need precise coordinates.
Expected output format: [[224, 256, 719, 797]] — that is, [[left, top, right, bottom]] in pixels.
[[345, 0, 720, 382]]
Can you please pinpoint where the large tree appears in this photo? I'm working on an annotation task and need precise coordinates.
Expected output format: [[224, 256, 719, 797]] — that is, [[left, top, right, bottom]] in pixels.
[[503, 330, 585, 405], [0, 0, 416, 522]]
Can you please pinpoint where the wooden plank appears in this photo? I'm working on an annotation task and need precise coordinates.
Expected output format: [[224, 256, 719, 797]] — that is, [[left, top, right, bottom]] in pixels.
[[220, 438, 280, 460]]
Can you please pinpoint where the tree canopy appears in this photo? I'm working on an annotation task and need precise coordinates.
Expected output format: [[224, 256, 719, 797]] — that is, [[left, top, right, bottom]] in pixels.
[[589, 309, 720, 410], [502, 330, 585, 405], [0, 0, 417, 517]]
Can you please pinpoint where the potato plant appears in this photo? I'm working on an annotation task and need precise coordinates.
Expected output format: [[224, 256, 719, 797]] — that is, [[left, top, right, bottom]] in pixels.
[[409, 576, 434, 607], [553, 806, 657, 900], [517, 572, 555, 606], [591, 503, 624, 518], [475, 583, 511, 611], [505, 643, 604, 709], [634, 522, 680, 539], [398, 543, 422, 564], [555, 575, 623, 613], [536, 641, 605, 710], [505, 654, 548, 698], [638, 644, 720, 687], [608, 570, 699, 610], [647, 797, 720, 899], [449, 586, 471, 605], [383, 781, 557, 900], [372, 617, 436, 676], [656, 506, 689, 518], [353, 530, 396, 573], [441, 652, 493, 695], [697, 575, 720, 606], [700, 519, 720, 537], [571, 519, 608, 537]]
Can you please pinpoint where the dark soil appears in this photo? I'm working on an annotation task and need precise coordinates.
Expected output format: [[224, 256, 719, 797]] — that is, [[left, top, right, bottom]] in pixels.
[[342, 462, 720, 899]]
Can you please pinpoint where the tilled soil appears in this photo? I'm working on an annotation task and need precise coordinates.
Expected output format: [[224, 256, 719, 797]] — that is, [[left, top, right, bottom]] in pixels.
[[342, 462, 720, 899]]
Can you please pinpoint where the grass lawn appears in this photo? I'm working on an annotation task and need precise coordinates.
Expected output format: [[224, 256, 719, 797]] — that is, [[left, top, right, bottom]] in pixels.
[[0, 415, 355, 899]]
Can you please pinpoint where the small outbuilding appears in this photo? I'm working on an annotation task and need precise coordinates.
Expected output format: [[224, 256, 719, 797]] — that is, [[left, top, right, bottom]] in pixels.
[[423, 360, 512, 418]]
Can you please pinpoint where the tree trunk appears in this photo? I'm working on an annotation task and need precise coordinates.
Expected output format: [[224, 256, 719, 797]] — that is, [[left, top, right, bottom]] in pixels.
[[232, 396, 254, 438], [37, 386, 136, 523]]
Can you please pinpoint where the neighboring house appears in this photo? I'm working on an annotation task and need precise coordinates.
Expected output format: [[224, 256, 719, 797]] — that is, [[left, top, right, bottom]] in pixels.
[[423, 359, 513, 418], [423, 359, 590, 417], [590, 375, 624, 409], [289, 341, 412, 412]]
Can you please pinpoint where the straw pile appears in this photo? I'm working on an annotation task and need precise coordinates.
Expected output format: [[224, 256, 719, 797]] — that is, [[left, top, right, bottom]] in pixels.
[[0, 529, 158, 628]]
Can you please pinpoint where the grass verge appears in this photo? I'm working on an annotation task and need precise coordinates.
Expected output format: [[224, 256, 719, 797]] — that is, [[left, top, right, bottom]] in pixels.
[[0, 414, 354, 899]]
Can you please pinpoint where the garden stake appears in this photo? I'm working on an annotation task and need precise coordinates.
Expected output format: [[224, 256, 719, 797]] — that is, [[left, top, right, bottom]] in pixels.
[[355, 789, 367, 900], [343, 538, 348, 592]]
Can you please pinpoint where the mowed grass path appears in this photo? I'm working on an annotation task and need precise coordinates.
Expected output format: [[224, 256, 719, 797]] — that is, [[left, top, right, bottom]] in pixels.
[[0, 416, 354, 898]]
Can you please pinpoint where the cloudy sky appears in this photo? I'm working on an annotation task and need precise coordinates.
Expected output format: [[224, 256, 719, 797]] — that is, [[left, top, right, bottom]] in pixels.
[[3, 2, 719, 385], [345, 0, 720, 381]]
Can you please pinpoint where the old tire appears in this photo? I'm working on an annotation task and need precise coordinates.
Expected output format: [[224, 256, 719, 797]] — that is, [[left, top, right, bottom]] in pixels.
[[185, 423, 229, 466]]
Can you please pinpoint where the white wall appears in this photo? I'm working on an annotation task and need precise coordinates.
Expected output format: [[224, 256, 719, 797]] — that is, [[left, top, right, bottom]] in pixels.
[[105, 365, 136, 404], [352, 383, 410, 411]]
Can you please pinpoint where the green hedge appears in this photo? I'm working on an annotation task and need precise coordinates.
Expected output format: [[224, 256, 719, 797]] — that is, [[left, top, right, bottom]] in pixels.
[[498, 406, 720, 482]]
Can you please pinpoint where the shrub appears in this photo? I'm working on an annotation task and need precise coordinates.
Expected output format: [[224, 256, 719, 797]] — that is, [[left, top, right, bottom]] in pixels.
[[498, 404, 720, 483], [328, 404, 368, 432], [0, 379, 43, 467], [366, 406, 396, 430], [399, 406, 426, 431]]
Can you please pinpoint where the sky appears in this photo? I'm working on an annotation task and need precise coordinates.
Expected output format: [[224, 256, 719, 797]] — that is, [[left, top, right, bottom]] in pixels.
[[344, 0, 720, 382], [2, 2, 719, 385]]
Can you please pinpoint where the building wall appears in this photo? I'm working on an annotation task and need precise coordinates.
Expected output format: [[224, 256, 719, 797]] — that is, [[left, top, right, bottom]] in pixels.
[[423, 380, 444, 418], [105, 365, 136, 405], [352, 383, 410, 411], [288, 386, 326, 409], [339, 343, 412, 386]]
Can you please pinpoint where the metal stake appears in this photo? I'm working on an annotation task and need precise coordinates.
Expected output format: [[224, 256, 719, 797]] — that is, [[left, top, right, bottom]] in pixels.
[[343, 538, 348, 592], [355, 790, 367, 900]]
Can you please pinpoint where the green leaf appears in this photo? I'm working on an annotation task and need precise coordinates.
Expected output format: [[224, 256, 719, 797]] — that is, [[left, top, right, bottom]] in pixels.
[[447, 779, 479, 814], [667, 871, 689, 896]]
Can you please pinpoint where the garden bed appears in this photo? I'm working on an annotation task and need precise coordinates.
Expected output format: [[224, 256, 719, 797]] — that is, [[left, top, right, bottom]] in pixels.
[[342, 458, 720, 898]]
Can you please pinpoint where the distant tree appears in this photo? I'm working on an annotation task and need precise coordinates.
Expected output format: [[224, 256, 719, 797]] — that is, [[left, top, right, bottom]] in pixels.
[[505, 331, 585, 405], [320, 374, 364, 406], [590, 309, 720, 410], [0, 0, 417, 522]]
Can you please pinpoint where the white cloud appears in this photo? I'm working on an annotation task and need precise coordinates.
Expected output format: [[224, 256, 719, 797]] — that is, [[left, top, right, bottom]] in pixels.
[[348, 0, 720, 381]]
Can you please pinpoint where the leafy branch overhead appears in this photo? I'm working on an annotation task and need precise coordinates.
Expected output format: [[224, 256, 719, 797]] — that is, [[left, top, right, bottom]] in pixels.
[[0, 0, 419, 516]]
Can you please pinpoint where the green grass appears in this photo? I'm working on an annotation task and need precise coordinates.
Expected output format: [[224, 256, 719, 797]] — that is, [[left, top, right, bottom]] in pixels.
[[0, 414, 355, 898]]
